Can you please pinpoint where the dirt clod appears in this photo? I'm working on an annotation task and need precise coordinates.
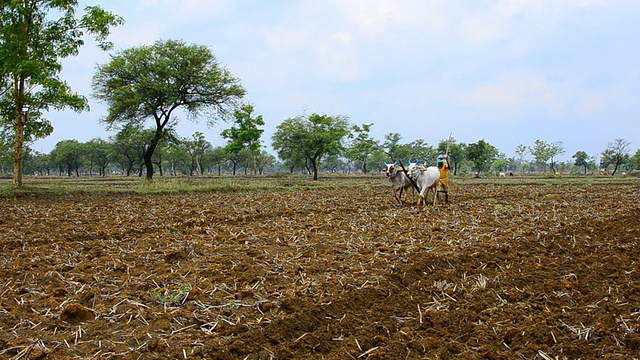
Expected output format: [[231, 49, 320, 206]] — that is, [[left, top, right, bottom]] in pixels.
[[60, 303, 94, 324]]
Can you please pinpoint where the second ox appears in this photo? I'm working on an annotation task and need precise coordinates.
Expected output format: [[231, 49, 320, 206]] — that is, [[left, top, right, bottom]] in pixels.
[[407, 160, 440, 206]]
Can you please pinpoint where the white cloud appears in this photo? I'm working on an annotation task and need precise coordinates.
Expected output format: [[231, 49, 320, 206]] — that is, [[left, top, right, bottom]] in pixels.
[[264, 26, 310, 52], [456, 0, 609, 47], [455, 73, 570, 120], [318, 33, 362, 82], [331, 0, 449, 35], [139, 0, 231, 18]]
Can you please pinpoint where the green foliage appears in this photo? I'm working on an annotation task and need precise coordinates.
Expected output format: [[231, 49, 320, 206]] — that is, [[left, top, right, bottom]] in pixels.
[[465, 139, 498, 177], [50, 139, 84, 177], [632, 148, 640, 170], [600, 138, 631, 175], [513, 143, 530, 173], [382, 133, 403, 160], [527, 140, 564, 173], [272, 113, 349, 180], [347, 123, 379, 174], [221, 104, 265, 174], [152, 283, 191, 306], [529, 140, 551, 172], [85, 138, 113, 176], [406, 139, 436, 165], [491, 155, 509, 173], [184, 132, 212, 175], [92, 39, 245, 180], [572, 150, 594, 175]]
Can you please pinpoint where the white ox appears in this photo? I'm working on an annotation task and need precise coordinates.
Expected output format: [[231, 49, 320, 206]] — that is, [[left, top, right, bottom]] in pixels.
[[407, 160, 440, 206], [383, 161, 413, 204]]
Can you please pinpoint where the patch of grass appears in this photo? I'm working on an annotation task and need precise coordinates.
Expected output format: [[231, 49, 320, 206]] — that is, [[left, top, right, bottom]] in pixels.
[[1, 173, 638, 197], [152, 283, 192, 306]]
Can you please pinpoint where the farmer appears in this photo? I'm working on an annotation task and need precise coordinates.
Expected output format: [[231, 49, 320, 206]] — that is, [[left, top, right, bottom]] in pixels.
[[436, 153, 450, 203]]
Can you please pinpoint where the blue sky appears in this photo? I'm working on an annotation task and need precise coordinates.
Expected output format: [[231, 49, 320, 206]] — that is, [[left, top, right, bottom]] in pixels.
[[34, 0, 640, 163]]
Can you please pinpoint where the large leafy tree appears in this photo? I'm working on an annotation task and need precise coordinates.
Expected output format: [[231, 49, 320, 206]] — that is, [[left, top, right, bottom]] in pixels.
[[272, 113, 349, 180], [92, 39, 245, 180], [465, 139, 498, 177], [0, 1, 123, 187], [221, 104, 264, 174], [601, 138, 630, 176]]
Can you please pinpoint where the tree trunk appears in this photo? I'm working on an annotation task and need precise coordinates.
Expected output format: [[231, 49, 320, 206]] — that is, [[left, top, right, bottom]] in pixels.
[[311, 157, 319, 180], [13, 112, 24, 187], [12, 77, 26, 187], [144, 143, 157, 180], [252, 151, 258, 175]]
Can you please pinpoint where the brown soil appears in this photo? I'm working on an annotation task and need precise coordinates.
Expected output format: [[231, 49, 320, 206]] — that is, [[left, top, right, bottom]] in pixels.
[[1, 180, 639, 359]]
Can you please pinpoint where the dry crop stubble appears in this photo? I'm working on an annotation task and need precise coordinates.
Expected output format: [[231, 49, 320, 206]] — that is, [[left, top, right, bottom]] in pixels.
[[0, 179, 639, 359]]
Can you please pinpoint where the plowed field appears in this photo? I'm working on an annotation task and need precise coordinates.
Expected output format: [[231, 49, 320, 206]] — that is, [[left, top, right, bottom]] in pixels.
[[1, 178, 639, 359]]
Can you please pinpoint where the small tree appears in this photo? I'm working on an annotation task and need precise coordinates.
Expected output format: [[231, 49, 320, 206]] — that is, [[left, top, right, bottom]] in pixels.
[[92, 39, 245, 181], [465, 139, 498, 177], [548, 141, 566, 173], [221, 105, 264, 175], [601, 139, 631, 176], [51, 139, 84, 177], [529, 140, 552, 173], [85, 138, 112, 176], [184, 132, 212, 175], [347, 123, 378, 174], [255, 150, 277, 174], [572, 151, 593, 175], [515, 144, 528, 172], [204, 146, 227, 176]]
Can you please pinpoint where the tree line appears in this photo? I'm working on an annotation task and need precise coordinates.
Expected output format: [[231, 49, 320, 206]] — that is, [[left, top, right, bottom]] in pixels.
[[2, 116, 637, 178]]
